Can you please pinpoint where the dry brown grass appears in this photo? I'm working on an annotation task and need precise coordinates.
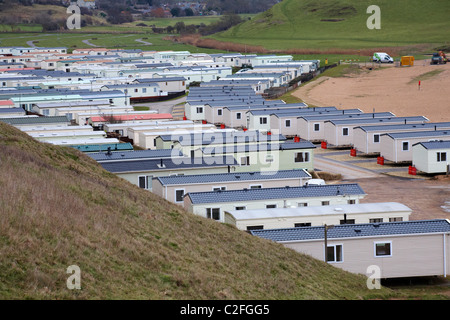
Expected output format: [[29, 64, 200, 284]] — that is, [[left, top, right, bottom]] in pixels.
[[0, 122, 398, 300]]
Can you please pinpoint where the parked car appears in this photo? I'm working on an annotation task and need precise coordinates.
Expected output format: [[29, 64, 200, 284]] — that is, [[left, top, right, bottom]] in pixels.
[[430, 52, 447, 65]]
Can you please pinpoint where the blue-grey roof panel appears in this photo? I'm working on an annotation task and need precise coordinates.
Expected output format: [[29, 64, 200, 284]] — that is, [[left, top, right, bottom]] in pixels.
[[70, 143, 134, 153], [298, 112, 393, 121], [326, 116, 428, 125], [100, 156, 237, 173], [202, 141, 314, 154], [157, 169, 311, 185], [356, 122, 450, 132], [382, 130, 450, 139], [88, 149, 183, 161], [415, 140, 450, 149], [250, 219, 450, 242], [187, 183, 365, 204]]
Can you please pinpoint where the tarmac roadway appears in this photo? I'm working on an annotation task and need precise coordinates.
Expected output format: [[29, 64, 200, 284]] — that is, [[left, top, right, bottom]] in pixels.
[[132, 95, 187, 119], [314, 154, 382, 180]]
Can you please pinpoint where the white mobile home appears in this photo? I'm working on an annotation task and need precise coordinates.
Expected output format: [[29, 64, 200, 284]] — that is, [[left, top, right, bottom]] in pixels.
[[152, 169, 311, 205], [412, 140, 450, 174], [184, 183, 367, 223], [380, 130, 450, 163], [99, 156, 238, 191], [324, 116, 429, 147], [296, 112, 394, 142], [225, 202, 412, 231], [251, 219, 450, 279], [353, 122, 450, 155]]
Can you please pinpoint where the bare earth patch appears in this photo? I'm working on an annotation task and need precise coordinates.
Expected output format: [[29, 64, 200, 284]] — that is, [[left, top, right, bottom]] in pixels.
[[293, 62, 450, 122]]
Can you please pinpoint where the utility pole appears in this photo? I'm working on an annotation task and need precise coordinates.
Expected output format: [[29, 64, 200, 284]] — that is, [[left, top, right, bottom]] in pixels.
[[324, 224, 335, 262]]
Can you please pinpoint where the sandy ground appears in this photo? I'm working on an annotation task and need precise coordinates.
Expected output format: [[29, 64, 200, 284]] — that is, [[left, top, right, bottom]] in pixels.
[[292, 63, 450, 221], [293, 62, 450, 122]]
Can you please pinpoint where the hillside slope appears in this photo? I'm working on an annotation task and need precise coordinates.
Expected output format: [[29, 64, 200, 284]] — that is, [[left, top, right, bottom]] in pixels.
[[213, 0, 450, 52], [0, 122, 395, 300]]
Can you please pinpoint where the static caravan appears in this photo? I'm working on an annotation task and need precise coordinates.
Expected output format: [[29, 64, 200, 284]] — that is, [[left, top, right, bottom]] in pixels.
[[132, 77, 186, 97], [184, 183, 366, 223], [100, 156, 238, 191], [251, 219, 450, 279], [225, 202, 412, 231], [88, 149, 184, 163], [200, 140, 316, 173], [103, 120, 192, 136], [244, 103, 314, 132], [87, 113, 173, 130], [353, 122, 450, 155], [412, 140, 450, 174], [33, 99, 113, 117], [203, 97, 266, 124], [324, 116, 429, 147], [156, 131, 284, 155], [58, 106, 135, 124], [133, 125, 217, 149], [297, 112, 394, 142], [29, 130, 106, 142], [0, 116, 70, 127], [42, 137, 120, 146], [18, 124, 94, 135], [152, 169, 311, 205], [0, 107, 26, 118], [380, 130, 450, 163]]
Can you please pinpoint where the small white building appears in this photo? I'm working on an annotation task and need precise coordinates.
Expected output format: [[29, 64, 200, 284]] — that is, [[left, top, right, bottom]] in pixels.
[[412, 140, 450, 174]]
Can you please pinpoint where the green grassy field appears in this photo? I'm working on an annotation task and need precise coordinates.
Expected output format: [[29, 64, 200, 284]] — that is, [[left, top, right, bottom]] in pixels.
[[213, 0, 450, 54], [0, 32, 225, 54]]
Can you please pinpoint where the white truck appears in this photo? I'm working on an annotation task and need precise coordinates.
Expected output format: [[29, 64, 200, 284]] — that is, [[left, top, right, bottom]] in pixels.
[[373, 52, 394, 63]]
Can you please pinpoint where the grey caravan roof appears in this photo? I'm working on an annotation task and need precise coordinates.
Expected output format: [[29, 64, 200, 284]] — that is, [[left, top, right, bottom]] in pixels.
[[100, 156, 238, 173], [156, 169, 311, 186], [298, 112, 394, 121], [88, 149, 184, 162], [187, 95, 262, 103], [381, 130, 450, 140], [251, 219, 450, 242], [250, 107, 346, 116], [414, 140, 450, 149], [202, 141, 315, 154], [0, 108, 25, 115], [134, 77, 187, 83], [158, 131, 286, 146], [0, 116, 69, 125], [201, 80, 271, 86], [186, 183, 366, 204], [356, 122, 450, 132], [325, 116, 429, 125]]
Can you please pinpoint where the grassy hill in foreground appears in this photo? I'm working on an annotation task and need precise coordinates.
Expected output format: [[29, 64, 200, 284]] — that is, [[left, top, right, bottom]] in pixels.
[[213, 0, 450, 53], [0, 122, 397, 300]]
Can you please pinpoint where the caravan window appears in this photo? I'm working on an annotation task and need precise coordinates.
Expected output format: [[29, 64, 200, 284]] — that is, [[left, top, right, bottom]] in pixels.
[[375, 242, 392, 257], [327, 245, 343, 263], [437, 152, 447, 162]]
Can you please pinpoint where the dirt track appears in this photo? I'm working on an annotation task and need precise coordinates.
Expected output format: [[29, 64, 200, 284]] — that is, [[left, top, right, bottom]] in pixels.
[[293, 62, 450, 122]]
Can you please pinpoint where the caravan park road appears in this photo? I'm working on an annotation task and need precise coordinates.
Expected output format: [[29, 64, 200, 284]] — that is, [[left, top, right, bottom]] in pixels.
[[315, 154, 381, 180]]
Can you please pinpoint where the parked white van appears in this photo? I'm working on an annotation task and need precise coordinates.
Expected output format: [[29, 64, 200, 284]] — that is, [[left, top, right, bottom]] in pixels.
[[373, 52, 394, 63]]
